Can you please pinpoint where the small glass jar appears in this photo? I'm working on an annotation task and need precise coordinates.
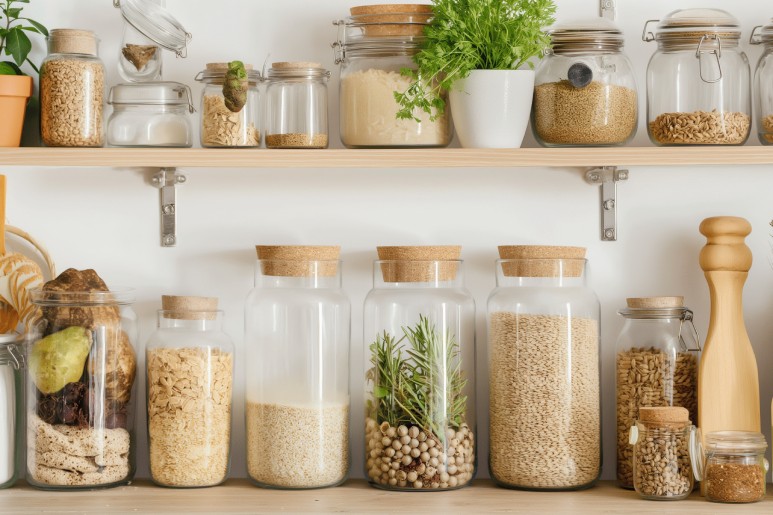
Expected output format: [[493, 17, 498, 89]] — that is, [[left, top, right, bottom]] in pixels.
[[146, 295, 233, 488], [40, 29, 105, 147], [690, 430, 769, 503], [195, 63, 261, 148], [107, 82, 194, 147], [643, 9, 751, 146], [245, 246, 350, 489], [533, 19, 638, 147], [363, 246, 476, 491], [615, 297, 700, 489], [0, 334, 23, 489], [488, 246, 600, 490], [751, 20, 773, 144], [333, 6, 452, 148]]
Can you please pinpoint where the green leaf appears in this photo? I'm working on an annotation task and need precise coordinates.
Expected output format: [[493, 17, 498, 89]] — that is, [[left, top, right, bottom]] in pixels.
[[4, 26, 31, 66], [374, 386, 389, 399], [21, 18, 48, 37], [5, 7, 22, 18], [0, 61, 23, 75]]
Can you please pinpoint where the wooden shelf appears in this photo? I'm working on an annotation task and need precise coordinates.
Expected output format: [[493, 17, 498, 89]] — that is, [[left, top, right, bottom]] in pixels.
[[1, 146, 773, 168]]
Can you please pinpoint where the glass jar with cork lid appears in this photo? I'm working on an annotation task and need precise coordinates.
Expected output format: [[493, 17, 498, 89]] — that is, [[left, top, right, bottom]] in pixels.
[[750, 18, 773, 144], [145, 295, 234, 488]]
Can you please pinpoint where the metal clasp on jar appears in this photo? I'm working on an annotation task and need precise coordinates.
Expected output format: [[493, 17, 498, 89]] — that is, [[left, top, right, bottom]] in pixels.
[[696, 34, 723, 84], [679, 309, 702, 353], [331, 20, 347, 64], [641, 20, 659, 42], [750, 26, 764, 45]]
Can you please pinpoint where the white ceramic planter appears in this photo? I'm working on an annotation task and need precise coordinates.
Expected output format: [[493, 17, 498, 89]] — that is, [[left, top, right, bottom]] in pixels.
[[449, 69, 535, 148]]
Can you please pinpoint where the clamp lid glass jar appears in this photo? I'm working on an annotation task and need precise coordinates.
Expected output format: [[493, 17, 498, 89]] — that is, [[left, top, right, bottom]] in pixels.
[[750, 19, 773, 144], [0, 334, 23, 489], [533, 18, 637, 147], [643, 9, 751, 146]]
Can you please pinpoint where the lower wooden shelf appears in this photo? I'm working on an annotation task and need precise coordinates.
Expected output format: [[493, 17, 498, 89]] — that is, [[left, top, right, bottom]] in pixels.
[[0, 479, 770, 513]]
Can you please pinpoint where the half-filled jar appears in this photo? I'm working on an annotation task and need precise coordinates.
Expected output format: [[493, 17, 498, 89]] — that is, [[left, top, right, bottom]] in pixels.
[[0, 334, 23, 489], [751, 19, 773, 144]]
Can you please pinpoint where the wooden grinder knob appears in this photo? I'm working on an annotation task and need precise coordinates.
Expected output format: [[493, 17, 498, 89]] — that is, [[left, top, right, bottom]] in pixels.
[[699, 216, 752, 273]]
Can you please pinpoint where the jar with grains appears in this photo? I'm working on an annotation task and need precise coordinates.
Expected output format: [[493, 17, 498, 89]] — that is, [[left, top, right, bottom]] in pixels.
[[488, 246, 600, 490], [0, 334, 23, 489], [333, 4, 452, 148], [195, 63, 261, 148], [146, 295, 233, 488], [643, 9, 751, 146], [265, 62, 330, 149], [750, 19, 773, 144], [532, 18, 637, 147], [40, 29, 105, 147], [364, 246, 476, 491], [615, 297, 700, 489], [690, 430, 769, 503], [245, 246, 350, 489]]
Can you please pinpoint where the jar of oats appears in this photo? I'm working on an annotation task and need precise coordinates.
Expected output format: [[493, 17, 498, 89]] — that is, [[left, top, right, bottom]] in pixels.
[[40, 29, 105, 147], [146, 295, 234, 488], [615, 297, 700, 489], [643, 9, 751, 145], [751, 19, 773, 144], [488, 245, 600, 490]]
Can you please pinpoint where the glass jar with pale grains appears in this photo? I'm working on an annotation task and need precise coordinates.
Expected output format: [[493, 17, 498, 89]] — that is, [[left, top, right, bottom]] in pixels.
[[333, 4, 452, 148], [0, 335, 23, 489], [751, 19, 773, 144], [487, 246, 601, 490], [245, 246, 350, 489], [146, 296, 233, 488], [364, 246, 476, 491]]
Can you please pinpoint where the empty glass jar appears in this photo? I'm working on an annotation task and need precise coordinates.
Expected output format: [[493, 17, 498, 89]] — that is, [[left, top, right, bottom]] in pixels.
[[751, 19, 773, 144], [0, 334, 22, 489]]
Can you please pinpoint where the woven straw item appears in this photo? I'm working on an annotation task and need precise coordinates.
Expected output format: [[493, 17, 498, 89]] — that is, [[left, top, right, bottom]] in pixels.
[[161, 295, 218, 321], [498, 245, 586, 278], [376, 245, 461, 283], [255, 245, 340, 277]]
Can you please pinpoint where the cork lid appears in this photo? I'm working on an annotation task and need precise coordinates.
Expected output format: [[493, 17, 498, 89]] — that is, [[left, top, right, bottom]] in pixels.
[[498, 245, 586, 278], [49, 29, 99, 56], [377, 245, 461, 283], [271, 61, 323, 69], [255, 245, 340, 277], [161, 295, 218, 320], [348, 4, 432, 37], [626, 297, 684, 309], [639, 406, 690, 425], [206, 62, 254, 71]]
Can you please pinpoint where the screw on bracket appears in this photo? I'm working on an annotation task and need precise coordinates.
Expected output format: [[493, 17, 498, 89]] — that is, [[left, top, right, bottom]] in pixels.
[[586, 166, 628, 242]]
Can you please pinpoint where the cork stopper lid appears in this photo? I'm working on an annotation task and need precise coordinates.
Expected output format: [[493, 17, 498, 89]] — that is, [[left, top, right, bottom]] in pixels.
[[161, 295, 218, 320], [349, 4, 433, 37], [377, 246, 461, 283], [255, 245, 340, 277], [206, 62, 254, 71], [498, 245, 586, 277], [626, 296, 684, 309], [49, 29, 98, 56], [271, 61, 323, 69], [639, 406, 691, 425]]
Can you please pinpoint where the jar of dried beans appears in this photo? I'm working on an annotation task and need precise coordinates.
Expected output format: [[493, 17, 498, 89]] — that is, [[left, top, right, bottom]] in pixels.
[[40, 29, 105, 147], [487, 246, 600, 490], [0, 334, 23, 489], [751, 19, 773, 144], [363, 246, 476, 491], [615, 297, 700, 489], [532, 18, 638, 147], [146, 295, 234, 488], [643, 9, 751, 145], [244, 246, 350, 489]]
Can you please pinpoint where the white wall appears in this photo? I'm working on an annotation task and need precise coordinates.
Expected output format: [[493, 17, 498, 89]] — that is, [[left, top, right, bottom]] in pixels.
[[8, 0, 773, 481]]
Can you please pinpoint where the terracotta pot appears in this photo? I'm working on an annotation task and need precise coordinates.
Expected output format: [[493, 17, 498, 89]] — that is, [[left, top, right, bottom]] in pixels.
[[0, 75, 33, 147]]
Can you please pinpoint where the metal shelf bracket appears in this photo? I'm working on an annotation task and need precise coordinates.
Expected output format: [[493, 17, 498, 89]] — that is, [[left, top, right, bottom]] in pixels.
[[151, 168, 186, 247], [600, 0, 616, 20], [586, 166, 628, 242]]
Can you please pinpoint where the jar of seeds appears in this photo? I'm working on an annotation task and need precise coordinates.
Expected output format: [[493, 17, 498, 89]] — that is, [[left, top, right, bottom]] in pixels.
[[40, 29, 105, 147], [751, 19, 773, 144], [615, 297, 700, 489]]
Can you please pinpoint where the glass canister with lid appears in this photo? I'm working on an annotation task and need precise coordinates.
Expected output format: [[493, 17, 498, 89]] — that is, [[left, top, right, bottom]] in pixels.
[[643, 9, 751, 145], [751, 19, 773, 144], [532, 18, 637, 147], [0, 334, 22, 489], [333, 4, 452, 148]]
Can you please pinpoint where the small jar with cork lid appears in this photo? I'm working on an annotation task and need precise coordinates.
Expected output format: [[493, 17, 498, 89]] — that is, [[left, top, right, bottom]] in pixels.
[[145, 295, 234, 488]]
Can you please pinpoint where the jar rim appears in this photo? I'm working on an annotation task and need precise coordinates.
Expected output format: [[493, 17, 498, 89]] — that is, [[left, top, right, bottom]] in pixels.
[[705, 430, 768, 454], [30, 288, 136, 306], [548, 18, 625, 53], [618, 306, 690, 319]]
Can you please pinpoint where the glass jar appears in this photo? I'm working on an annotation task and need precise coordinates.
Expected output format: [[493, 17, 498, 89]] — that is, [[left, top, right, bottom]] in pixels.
[[265, 62, 330, 149], [245, 246, 350, 489], [751, 20, 773, 144], [643, 9, 751, 146], [690, 430, 769, 503], [107, 82, 194, 147], [40, 29, 105, 147], [363, 246, 476, 491], [146, 295, 233, 488], [629, 407, 694, 501], [0, 334, 23, 489], [488, 245, 600, 490], [333, 6, 452, 148], [615, 296, 700, 489], [195, 63, 261, 148], [26, 271, 137, 490], [533, 19, 638, 147]]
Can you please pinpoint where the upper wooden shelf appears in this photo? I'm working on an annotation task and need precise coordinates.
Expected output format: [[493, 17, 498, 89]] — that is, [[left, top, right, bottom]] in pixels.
[[1, 146, 773, 168]]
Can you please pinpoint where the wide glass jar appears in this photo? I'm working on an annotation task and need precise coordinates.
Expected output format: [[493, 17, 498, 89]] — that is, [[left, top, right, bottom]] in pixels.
[[146, 295, 233, 488], [488, 245, 600, 490], [363, 246, 476, 491], [751, 19, 773, 144], [40, 29, 105, 147], [195, 63, 261, 148], [0, 334, 22, 489], [333, 5, 452, 148], [643, 9, 751, 145], [245, 246, 350, 489], [533, 19, 637, 147], [615, 297, 700, 489], [26, 269, 137, 490], [107, 82, 194, 147]]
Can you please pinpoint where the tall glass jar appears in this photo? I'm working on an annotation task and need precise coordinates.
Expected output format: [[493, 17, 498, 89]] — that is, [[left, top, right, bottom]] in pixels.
[[751, 19, 773, 144], [363, 246, 476, 491], [0, 334, 23, 489], [533, 19, 638, 147], [195, 63, 261, 148], [26, 269, 137, 490], [245, 246, 350, 489], [643, 9, 751, 145], [40, 29, 105, 147], [615, 296, 700, 489], [488, 245, 600, 490], [146, 295, 233, 488], [333, 6, 452, 148], [265, 62, 330, 149]]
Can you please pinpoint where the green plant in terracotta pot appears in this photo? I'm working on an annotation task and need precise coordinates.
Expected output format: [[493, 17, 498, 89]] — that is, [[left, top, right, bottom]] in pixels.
[[0, 0, 47, 147]]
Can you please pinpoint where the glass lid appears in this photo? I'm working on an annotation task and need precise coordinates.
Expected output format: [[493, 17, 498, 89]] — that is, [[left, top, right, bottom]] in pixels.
[[548, 17, 625, 53], [108, 81, 195, 112], [654, 8, 741, 38], [267, 61, 331, 81], [114, 0, 191, 57], [704, 430, 768, 454], [195, 62, 261, 83]]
